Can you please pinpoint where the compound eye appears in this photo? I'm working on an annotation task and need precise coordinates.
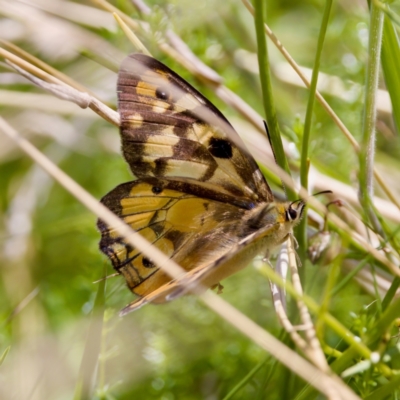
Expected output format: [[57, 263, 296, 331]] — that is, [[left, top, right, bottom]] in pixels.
[[288, 207, 297, 220]]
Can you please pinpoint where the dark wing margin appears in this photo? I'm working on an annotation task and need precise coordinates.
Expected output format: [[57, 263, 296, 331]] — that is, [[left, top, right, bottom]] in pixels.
[[117, 53, 273, 204]]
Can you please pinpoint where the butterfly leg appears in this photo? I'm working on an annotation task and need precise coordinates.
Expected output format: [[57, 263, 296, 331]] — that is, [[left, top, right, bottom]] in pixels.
[[211, 282, 224, 294], [288, 233, 302, 267]]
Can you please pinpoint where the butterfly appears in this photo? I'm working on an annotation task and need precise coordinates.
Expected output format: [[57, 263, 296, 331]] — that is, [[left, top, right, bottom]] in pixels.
[[97, 53, 305, 315]]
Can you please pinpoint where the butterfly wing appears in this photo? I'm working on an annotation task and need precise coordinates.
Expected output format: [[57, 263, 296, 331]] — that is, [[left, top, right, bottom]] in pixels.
[[98, 178, 252, 304], [98, 54, 279, 312], [118, 220, 281, 315], [117, 53, 273, 205]]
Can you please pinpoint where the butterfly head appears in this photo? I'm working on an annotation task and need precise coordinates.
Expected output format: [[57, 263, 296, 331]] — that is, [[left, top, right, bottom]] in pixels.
[[283, 190, 333, 225], [285, 199, 306, 224], [245, 198, 305, 234]]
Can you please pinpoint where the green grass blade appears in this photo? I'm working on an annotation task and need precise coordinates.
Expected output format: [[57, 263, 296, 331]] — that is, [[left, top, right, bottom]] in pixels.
[[381, 10, 400, 135], [364, 374, 400, 400], [297, 0, 333, 261], [253, 0, 294, 200], [73, 268, 106, 400], [0, 346, 10, 366], [222, 358, 268, 400], [359, 2, 384, 229], [299, 0, 333, 192]]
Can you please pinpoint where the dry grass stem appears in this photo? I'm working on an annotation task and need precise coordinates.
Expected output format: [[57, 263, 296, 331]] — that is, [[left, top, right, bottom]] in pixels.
[[4, 57, 119, 126], [113, 13, 151, 56], [267, 246, 312, 358], [0, 39, 95, 94], [288, 236, 331, 373]]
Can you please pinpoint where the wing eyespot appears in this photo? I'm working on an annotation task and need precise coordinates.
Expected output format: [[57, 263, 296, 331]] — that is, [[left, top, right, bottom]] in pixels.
[[152, 186, 163, 195], [142, 257, 155, 269], [155, 87, 170, 100], [208, 138, 233, 159]]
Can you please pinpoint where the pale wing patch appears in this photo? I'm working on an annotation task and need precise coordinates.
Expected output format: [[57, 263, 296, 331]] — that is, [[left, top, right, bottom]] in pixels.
[[126, 112, 144, 127], [152, 104, 169, 114], [162, 160, 209, 179], [160, 125, 179, 137], [192, 123, 214, 143], [175, 93, 200, 110], [120, 195, 174, 214], [144, 134, 180, 147], [204, 155, 257, 198], [135, 85, 157, 97], [143, 143, 174, 158]]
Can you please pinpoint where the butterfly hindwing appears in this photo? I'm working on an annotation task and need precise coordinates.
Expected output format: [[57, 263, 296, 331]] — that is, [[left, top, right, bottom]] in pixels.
[[117, 53, 273, 205], [98, 179, 250, 300], [118, 219, 281, 315]]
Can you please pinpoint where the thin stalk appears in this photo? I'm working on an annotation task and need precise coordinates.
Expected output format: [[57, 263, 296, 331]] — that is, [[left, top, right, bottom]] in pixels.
[[298, 0, 332, 261], [259, 264, 372, 360], [381, 12, 400, 134], [299, 0, 332, 192], [73, 267, 106, 400], [253, 0, 294, 200], [330, 256, 371, 297], [359, 2, 384, 230], [364, 375, 400, 400], [0, 346, 10, 366], [367, 295, 400, 346], [381, 277, 400, 311], [222, 358, 267, 400]]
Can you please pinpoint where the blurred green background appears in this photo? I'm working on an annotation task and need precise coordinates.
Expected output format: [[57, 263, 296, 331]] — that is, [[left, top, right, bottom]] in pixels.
[[1, 0, 400, 399]]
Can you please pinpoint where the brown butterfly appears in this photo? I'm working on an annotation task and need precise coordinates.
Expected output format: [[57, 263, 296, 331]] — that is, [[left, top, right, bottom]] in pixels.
[[97, 53, 305, 315]]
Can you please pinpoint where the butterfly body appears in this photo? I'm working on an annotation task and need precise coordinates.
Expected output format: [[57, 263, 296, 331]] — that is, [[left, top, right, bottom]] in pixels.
[[98, 54, 304, 314]]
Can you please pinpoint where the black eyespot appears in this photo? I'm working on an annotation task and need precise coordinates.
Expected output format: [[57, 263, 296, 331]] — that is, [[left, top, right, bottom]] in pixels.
[[288, 207, 297, 220], [208, 138, 233, 159], [152, 186, 162, 194], [142, 257, 155, 268], [155, 87, 169, 100]]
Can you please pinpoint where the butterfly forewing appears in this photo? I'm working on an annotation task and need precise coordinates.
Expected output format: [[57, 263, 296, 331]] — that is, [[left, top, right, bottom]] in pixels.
[[117, 53, 273, 204]]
